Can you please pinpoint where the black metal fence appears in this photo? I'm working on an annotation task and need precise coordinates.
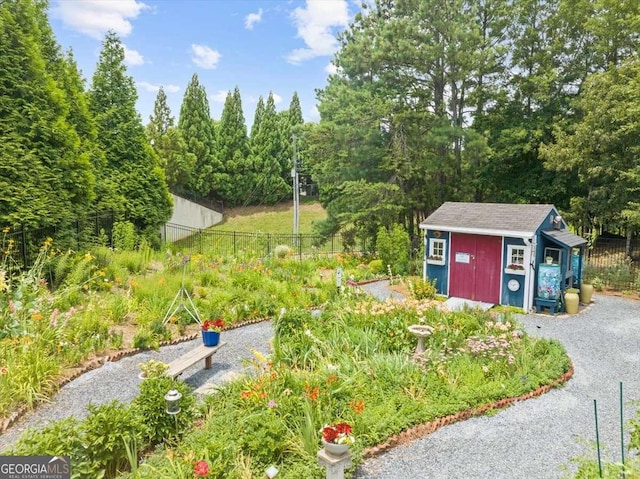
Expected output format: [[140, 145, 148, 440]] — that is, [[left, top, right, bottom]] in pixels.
[[1, 211, 115, 270], [585, 237, 640, 291], [162, 223, 362, 258], [4, 214, 638, 291]]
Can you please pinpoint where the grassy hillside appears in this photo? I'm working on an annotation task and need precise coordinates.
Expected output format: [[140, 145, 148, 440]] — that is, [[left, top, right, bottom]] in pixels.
[[210, 200, 327, 234]]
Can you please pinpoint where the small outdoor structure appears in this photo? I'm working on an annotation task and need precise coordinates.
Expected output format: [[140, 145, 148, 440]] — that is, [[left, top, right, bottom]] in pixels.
[[419, 202, 588, 312]]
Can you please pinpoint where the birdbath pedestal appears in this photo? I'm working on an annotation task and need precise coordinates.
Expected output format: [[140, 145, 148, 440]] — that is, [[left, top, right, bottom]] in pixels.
[[407, 325, 433, 354]]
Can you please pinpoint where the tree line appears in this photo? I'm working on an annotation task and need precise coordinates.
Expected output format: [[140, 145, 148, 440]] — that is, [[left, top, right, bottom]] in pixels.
[[299, 0, 640, 249], [2, 0, 639, 252], [0, 0, 304, 240]]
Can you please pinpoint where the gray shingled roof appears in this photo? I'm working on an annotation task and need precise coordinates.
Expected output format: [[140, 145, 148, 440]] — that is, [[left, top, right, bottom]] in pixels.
[[542, 229, 587, 247], [419, 202, 557, 235]]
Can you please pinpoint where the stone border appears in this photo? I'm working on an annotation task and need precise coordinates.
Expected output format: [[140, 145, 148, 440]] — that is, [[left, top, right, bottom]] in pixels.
[[0, 317, 267, 434], [362, 362, 575, 458]]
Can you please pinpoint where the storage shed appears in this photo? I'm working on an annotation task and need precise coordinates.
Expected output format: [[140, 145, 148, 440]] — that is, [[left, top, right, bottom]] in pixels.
[[419, 202, 588, 312]]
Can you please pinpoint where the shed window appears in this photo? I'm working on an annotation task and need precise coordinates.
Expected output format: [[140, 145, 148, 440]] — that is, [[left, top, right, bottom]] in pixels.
[[428, 239, 446, 263], [507, 245, 525, 267]]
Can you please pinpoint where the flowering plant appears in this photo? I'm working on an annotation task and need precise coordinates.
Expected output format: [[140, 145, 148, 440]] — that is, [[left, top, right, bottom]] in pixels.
[[202, 318, 225, 332], [507, 263, 524, 270], [320, 422, 355, 445]]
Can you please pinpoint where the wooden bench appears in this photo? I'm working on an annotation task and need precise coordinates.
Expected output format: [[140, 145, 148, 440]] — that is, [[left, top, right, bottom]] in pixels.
[[166, 341, 226, 379]]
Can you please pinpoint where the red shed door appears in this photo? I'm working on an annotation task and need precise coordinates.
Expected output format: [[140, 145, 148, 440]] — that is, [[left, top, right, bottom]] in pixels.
[[449, 233, 502, 303]]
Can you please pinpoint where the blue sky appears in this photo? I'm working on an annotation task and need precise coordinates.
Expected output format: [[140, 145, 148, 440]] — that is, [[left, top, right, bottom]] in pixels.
[[49, 0, 359, 129]]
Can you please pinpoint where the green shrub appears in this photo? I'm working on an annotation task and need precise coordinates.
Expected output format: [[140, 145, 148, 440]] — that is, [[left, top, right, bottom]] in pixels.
[[274, 244, 293, 259], [407, 277, 438, 299], [376, 224, 410, 275], [83, 401, 147, 478], [132, 377, 196, 444], [113, 221, 137, 251], [9, 417, 100, 479], [368, 259, 384, 274]]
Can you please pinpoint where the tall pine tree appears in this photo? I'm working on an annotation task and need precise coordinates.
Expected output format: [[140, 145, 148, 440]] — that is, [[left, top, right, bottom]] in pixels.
[[147, 87, 195, 192], [89, 31, 172, 235], [178, 74, 219, 199], [0, 0, 93, 226], [248, 92, 290, 204], [216, 87, 250, 205]]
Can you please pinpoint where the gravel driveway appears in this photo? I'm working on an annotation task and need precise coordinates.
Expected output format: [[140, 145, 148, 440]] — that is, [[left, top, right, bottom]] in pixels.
[[355, 292, 640, 479]]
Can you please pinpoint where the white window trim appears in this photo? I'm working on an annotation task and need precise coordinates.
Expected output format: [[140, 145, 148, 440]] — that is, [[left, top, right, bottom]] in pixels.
[[427, 239, 446, 265], [505, 244, 526, 274]]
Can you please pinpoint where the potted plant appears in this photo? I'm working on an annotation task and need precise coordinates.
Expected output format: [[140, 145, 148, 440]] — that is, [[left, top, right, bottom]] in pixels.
[[320, 422, 355, 457], [138, 359, 168, 380], [201, 318, 225, 347]]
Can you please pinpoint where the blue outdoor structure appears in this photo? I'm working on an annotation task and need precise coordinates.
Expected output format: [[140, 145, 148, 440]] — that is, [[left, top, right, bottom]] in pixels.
[[419, 202, 588, 312]]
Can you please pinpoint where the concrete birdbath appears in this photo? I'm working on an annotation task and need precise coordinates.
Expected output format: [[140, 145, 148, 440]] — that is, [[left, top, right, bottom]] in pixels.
[[407, 325, 434, 354]]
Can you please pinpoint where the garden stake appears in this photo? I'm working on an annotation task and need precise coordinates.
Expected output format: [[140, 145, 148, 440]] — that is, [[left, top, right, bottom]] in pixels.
[[620, 382, 625, 478], [594, 399, 603, 478]]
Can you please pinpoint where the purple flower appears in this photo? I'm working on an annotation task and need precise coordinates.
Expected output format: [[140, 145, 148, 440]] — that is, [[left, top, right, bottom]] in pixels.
[[268, 400, 277, 408]]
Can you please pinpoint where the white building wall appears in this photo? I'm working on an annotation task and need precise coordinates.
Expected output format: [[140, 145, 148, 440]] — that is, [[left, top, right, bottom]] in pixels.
[[162, 194, 223, 242]]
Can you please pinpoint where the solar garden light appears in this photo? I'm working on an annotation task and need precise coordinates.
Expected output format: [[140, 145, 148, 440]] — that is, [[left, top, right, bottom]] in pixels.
[[164, 389, 182, 415], [265, 465, 279, 478]]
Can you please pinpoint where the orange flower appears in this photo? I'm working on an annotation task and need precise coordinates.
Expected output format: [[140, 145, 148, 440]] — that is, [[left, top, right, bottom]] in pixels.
[[349, 399, 365, 414], [32, 313, 43, 321], [326, 374, 338, 386], [0, 367, 8, 375], [304, 384, 319, 401], [240, 390, 252, 399]]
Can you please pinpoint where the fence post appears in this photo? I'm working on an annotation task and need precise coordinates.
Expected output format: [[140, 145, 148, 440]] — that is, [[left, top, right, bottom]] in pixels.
[[21, 224, 27, 269]]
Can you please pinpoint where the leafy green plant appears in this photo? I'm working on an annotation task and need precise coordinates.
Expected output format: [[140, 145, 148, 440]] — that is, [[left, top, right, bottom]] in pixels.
[[113, 221, 137, 251], [139, 359, 169, 379], [376, 224, 410, 275], [132, 377, 196, 444], [82, 400, 147, 478], [9, 417, 101, 479]]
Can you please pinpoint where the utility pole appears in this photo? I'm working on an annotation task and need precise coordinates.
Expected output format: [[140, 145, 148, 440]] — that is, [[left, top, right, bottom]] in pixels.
[[291, 134, 300, 246]]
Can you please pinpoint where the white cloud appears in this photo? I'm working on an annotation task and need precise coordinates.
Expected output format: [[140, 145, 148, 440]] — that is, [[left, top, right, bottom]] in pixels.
[[137, 81, 180, 93], [191, 44, 221, 69], [272, 93, 282, 104], [287, 0, 349, 64], [325, 62, 338, 74], [54, 0, 149, 39], [210, 90, 230, 103], [245, 8, 263, 30], [308, 105, 321, 122], [123, 45, 144, 66]]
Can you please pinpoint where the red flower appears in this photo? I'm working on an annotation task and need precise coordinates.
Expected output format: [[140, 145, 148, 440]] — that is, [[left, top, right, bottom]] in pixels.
[[202, 318, 225, 332], [194, 460, 209, 477], [321, 422, 354, 444]]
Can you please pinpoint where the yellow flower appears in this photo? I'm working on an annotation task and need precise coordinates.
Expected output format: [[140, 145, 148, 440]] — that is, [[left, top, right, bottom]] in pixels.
[[2, 227, 9, 234], [84, 251, 93, 261], [32, 313, 44, 321]]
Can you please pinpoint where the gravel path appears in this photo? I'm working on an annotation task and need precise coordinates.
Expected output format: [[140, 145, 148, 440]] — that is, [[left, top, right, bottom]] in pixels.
[[355, 293, 640, 479], [0, 321, 274, 452], [1, 283, 638, 479]]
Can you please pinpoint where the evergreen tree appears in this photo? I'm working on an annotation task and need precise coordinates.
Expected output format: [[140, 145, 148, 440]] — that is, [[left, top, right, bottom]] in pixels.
[[178, 74, 219, 198], [247, 92, 290, 205], [216, 87, 251, 205], [0, 0, 93, 226], [250, 96, 265, 139], [88, 31, 172, 235], [147, 87, 195, 192]]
